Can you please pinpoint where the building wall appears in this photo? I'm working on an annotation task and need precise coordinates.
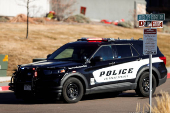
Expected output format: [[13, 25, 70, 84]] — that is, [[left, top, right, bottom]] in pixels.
[[0, 0, 50, 17], [73, 0, 146, 21]]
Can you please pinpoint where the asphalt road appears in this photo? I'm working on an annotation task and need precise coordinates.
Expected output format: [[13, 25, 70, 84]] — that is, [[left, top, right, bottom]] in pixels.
[[0, 79, 170, 113]]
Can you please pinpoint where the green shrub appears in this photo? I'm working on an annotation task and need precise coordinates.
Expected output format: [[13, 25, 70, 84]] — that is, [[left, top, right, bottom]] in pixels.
[[64, 14, 90, 23], [118, 21, 134, 28], [0, 16, 10, 22], [34, 18, 45, 23], [163, 25, 170, 33]]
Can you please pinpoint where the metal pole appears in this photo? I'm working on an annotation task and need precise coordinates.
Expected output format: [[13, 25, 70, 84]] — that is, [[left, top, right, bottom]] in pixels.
[[149, 54, 152, 113]]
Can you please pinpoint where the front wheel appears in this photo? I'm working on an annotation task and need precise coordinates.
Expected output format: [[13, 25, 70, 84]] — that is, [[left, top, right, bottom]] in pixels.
[[62, 77, 84, 103], [135, 72, 157, 97]]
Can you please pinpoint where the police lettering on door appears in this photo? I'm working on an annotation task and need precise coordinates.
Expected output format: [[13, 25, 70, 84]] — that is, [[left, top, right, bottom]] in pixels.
[[99, 68, 133, 81], [92, 64, 136, 83], [100, 68, 133, 76]]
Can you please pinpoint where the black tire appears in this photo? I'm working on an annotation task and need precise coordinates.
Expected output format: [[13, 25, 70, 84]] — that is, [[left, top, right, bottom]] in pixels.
[[135, 72, 157, 97], [62, 77, 84, 103]]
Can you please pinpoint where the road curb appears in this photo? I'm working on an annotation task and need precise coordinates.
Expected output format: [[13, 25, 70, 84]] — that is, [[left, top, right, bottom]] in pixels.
[[167, 73, 170, 79], [0, 73, 170, 92], [0, 77, 11, 83], [0, 86, 9, 91]]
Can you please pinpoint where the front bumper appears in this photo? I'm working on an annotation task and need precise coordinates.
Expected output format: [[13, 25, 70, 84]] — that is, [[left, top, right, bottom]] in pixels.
[[10, 82, 63, 100], [9, 76, 63, 100], [35, 84, 62, 99]]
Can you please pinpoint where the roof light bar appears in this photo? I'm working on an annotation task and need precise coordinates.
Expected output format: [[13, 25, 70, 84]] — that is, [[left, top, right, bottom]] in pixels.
[[86, 37, 103, 41], [88, 41, 102, 42], [78, 37, 143, 42], [78, 37, 115, 42]]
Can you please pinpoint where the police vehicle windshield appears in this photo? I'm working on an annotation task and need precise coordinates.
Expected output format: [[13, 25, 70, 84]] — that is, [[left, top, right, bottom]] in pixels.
[[47, 43, 98, 61]]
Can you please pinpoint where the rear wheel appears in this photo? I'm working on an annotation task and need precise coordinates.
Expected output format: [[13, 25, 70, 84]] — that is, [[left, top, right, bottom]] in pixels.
[[62, 77, 84, 103], [135, 72, 156, 97]]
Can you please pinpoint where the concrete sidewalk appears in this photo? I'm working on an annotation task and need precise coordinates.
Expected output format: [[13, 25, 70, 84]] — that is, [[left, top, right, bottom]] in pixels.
[[0, 82, 9, 86], [167, 67, 170, 73], [0, 77, 11, 91], [0, 76, 11, 83], [0, 82, 9, 91]]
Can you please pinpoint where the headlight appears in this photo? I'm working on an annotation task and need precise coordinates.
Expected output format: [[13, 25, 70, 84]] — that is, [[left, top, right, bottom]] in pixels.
[[21, 67, 25, 70], [43, 69, 65, 75]]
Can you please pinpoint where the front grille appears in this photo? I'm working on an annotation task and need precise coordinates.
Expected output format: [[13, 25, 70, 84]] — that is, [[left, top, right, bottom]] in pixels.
[[17, 68, 34, 82]]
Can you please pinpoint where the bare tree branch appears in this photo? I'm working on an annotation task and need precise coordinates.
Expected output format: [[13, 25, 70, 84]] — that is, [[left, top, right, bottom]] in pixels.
[[15, 0, 39, 39], [15, 0, 37, 7], [50, 0, 76, 21]]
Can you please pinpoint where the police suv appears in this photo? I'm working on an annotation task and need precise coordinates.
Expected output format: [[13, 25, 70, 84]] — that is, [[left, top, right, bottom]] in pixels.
[[9, 37, 167, 103]]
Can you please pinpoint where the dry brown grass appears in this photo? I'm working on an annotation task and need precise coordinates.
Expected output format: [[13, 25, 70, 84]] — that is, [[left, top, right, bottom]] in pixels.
[[0, 23, 169, 76], [136, 91, 170, 113], [151, 91, 170, 113]]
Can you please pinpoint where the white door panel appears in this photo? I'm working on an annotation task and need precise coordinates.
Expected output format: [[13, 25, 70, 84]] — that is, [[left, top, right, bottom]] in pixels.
[[92, 57, 162, 83]]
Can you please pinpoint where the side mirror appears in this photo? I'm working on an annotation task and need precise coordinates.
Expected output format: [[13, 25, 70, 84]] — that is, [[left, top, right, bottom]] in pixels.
[[47, 54, 51, 59], [92, 56, 103, 62]]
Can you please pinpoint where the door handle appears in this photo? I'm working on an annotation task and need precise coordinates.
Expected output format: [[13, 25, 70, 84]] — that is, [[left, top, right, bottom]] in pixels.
[[109, 62, 115, 65]]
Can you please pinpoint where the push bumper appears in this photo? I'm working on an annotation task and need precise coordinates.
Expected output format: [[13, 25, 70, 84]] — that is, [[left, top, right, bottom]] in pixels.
[[9, 83, 14, 91], [9, 75, 15, 91]]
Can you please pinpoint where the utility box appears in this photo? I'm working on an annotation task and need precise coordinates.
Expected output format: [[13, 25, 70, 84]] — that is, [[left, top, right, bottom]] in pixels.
[[0, 55, 8, 77]]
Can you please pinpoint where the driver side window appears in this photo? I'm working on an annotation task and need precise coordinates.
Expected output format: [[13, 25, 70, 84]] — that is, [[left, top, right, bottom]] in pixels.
[[93, 45, 114, 61]]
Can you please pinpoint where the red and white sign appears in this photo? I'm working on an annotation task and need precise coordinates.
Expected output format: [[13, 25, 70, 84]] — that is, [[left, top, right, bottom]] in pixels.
[[0, 86, 9, 91], [139, 21, 163, 28], [143, 28, 157, 55]]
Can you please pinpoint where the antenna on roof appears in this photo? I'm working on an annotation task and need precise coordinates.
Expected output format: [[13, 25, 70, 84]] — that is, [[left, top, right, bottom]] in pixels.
[[118, 37, 120, 40], [131, 37, 134, 40]]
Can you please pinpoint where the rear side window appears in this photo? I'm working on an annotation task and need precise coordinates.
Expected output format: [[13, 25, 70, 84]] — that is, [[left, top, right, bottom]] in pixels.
[[132, 43, 143, 55], [131, 46, 139, 56], [115, 45, 132, 58], [93, 45, 114, 61]]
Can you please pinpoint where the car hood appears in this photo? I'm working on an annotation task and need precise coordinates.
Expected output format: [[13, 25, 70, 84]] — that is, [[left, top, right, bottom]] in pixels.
[[21, 60, 83, 68]]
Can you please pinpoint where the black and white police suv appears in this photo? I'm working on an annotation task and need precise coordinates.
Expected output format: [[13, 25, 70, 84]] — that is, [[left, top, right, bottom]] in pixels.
[[9, 37, 167, 103]]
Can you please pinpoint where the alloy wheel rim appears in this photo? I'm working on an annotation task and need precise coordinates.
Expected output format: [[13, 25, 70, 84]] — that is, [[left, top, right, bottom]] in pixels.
[[142, 77, 150, 92], [66, 83, 79, 100]]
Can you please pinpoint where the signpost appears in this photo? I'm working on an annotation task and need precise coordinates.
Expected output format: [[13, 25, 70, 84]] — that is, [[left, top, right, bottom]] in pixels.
[[143, 28, 157, 113], [138, 13, 165, 113]]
